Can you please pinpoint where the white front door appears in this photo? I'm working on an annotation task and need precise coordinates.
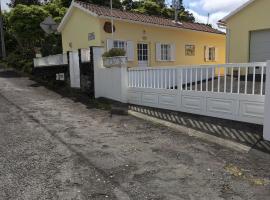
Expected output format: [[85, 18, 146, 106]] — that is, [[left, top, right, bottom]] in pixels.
[[137, 43, 148, 67]]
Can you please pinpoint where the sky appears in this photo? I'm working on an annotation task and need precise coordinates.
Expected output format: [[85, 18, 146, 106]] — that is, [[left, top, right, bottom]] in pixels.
[[182, 0, 250, 28], [1, 0, 9, 10], [1, 0, 250, 28]]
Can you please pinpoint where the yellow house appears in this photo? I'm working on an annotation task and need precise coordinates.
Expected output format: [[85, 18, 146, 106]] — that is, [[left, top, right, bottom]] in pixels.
[[219, 0, 270, 63], [58, 0, 226, 68]]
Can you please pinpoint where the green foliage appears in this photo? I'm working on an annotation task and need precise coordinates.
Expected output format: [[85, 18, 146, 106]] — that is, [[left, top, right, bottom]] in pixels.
[[127, 0, 194, 22], [8, 0, 41, 8], [102, 48, 126, 58], [4, 1, 66, 73], [43, 2, 67, 23], [8, 4, 48, 49], [133, 1, 162, 16]]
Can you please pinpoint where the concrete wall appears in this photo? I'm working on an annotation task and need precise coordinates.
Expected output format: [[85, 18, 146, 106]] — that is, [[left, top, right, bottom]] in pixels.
[[226, 0, 270, 63]]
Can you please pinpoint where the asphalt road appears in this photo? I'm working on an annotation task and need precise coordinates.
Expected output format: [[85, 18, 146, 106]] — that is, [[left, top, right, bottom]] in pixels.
[[0, 69, 270, 200]]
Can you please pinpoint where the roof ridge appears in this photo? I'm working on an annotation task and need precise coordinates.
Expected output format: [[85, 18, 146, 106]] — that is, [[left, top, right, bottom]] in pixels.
[[73, 0, 225, 35], [75, 1, 177, 21]]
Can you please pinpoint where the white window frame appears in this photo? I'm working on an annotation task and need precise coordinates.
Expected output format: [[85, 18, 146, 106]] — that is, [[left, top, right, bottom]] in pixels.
[[205, 46, 216, 62], [161, 44, 171, 61], [113, 40, 127, 50]]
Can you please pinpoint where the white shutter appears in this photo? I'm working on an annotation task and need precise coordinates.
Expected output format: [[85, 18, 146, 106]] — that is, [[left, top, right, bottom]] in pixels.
[[170, 43, 176, 61], [204, 46, 209, 62], [215, 47, 219, 61], [106, 39, 113, 51], [126, 41, 134, 61], [156, 43, 161, 61]]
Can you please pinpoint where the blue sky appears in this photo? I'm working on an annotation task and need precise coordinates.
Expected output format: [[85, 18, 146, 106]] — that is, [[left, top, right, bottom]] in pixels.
[[1, 0, 250, 28]]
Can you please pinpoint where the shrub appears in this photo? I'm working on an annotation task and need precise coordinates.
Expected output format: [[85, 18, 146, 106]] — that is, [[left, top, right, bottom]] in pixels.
[[102, 48, 126, 58]]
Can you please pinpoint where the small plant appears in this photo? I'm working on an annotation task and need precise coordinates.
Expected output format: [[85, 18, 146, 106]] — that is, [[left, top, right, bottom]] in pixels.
[[102, 48, 126, 58]]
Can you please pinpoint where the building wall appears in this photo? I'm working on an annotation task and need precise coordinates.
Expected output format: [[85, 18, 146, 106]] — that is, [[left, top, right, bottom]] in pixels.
[[60, 8, 226, 67], [226, 0, 270, 63], [61, 7, 101, 52], [99, 19, 226, 67]]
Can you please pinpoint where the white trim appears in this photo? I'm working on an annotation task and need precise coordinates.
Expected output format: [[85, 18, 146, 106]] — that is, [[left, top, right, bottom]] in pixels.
[[221, 0, 255, 22], [58, 1, 225, 36]]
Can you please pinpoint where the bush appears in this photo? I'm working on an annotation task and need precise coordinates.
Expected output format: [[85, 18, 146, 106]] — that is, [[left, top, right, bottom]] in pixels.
[[102, 48, 126, 58], [6, 50, 34, 73]]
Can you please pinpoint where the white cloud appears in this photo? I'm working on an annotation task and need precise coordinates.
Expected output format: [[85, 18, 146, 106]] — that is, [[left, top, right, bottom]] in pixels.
[[188, 9, 228, 30], [1, 0, 10, 11], [186, 0, 251, 30], [187, 0, 250, 13]]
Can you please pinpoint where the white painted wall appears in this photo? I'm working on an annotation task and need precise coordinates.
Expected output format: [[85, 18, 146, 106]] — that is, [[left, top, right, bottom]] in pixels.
[[34, 54, 68, 67], [93, 47, 128, 103]]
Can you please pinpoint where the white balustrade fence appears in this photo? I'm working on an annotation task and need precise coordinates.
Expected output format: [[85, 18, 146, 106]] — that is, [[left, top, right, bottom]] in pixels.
[[127, 63, 266, 125], [34, 53, 68, 67], [92, 47, 270, 141], [128, 63, 266, 95]]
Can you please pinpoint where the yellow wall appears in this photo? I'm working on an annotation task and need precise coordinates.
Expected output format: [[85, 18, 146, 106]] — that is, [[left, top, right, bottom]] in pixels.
[[99, 19, 225, 67], [226, 0, 270, 63], [61, 7, 101, 52], [61, 8, 226, 67]]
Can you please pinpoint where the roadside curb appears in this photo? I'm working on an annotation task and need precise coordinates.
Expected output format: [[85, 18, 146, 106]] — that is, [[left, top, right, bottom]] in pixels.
[[128, 110, 251, 153]]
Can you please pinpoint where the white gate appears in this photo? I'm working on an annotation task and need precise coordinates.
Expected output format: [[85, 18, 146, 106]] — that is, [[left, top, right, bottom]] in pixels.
[[127, 63, 266, 125], [69, 51, 81, 88]]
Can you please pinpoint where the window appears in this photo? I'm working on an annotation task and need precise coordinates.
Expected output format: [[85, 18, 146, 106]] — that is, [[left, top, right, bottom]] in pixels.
[[137, 43, 148, 61], [205, 46, 216, 61], [208, 47, 216, 61], [113, 40, 126, 50], [161, 44, 171, 61], [185, 45, 195, 56]]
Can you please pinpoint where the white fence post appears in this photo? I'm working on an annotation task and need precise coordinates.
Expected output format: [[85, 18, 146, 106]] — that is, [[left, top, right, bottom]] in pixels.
[[92, 47, 104, 99], [120, 61, 128, 103], [263, 60, 270, 141]]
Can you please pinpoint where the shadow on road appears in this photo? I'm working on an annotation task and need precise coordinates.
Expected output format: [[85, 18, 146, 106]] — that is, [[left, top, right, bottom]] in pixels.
[[129, 105, 270, 154]]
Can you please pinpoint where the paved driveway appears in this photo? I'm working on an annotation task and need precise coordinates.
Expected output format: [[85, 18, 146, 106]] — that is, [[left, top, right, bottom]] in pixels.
[[0, 70, 270, 200]]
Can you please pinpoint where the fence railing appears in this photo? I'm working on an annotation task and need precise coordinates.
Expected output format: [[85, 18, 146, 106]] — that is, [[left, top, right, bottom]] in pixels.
[[128, 62, 267, 95], [34, 53, 68, 67]]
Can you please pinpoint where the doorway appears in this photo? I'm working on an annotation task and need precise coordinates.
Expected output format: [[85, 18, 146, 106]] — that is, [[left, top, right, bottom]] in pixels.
[[137, 43, 148, 67]]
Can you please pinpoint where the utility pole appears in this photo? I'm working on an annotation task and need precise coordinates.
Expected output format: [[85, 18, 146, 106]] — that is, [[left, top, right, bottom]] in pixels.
[[110, 0, 114, 40], [172, 0, 181, 22], [207, 13, 210, 24], [0, 0, 6, 59]]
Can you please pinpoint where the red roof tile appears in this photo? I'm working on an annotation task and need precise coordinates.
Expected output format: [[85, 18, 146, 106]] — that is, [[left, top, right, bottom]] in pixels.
[[74, 1, 225, 35]]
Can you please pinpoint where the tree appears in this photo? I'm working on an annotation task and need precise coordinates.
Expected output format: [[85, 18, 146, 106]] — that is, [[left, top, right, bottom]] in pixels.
[[8, 0, 41, 8], [133, 1, 162, 16], [8, 4, 48, 54]]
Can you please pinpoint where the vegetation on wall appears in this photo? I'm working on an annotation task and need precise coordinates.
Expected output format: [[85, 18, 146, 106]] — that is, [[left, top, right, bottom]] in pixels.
[[102, 48, 126, 58], [2, 0, 195, 73]]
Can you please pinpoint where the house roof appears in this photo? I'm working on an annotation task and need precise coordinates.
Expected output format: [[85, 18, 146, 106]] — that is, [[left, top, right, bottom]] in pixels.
[[58, 0, 224, 35], [219, 0, 255, 24]]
